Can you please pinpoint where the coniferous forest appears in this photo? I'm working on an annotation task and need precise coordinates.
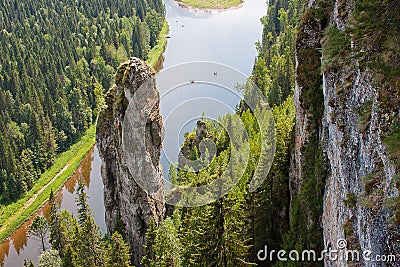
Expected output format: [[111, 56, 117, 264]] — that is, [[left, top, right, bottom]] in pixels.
[[0, 0, 165, 202], [143, 0, 302, 265]]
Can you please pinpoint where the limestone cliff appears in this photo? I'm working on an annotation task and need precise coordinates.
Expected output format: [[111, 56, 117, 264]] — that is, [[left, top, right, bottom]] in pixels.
[[96, 57, 165, 266], [293, 0, 400, 266]]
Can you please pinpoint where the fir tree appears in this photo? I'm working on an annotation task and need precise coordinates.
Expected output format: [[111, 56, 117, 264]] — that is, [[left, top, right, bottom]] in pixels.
[[38, 249, 62, 267], [72, 180, 107, 267], [106, 232, 131, 267], [143, 217, 181, 266], [29, 215, 49, 251]]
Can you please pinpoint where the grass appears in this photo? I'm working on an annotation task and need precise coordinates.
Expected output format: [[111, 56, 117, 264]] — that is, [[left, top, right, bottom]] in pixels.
[[383, 121, 400, 170], [177, 0, 242, 10], [343, 192, 357, 208], [0, 125, 96, 242], [321, 24, 351, 72], [146, 20, 170, 68]]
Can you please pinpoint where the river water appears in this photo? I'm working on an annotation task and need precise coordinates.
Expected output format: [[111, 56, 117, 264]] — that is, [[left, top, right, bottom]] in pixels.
[[159, 0, 266, 176], [0, 0, 266, 265], [0, 147, 106, 266]]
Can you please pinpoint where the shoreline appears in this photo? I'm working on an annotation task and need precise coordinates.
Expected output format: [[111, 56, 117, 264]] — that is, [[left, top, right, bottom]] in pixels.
[[146, 20, 170, 69], [0, 125, 96, 243], [175, 0, 243, 12]]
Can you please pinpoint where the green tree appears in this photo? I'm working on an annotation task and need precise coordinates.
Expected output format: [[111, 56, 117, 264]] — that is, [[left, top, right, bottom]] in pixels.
[[106, 232, 131, 267], [131, 19, 151, 59], [29, 216, 49, 251], [143, 217, 181, 266], [141, 217, 158, 266], [48, 191, 65, 257], [71, 181, 107, 267], [93, 82, 107, 119], [53, 97, 76, 150], [38, 249, 62, 267]]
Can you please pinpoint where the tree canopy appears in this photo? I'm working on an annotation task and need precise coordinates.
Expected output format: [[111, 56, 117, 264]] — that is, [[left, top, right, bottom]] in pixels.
[[0, 0, 165, 202]]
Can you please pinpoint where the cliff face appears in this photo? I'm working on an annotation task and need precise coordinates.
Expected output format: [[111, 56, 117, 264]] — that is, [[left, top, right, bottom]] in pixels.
[[293, 0, 399, 266], [96, 57, 165, 266]]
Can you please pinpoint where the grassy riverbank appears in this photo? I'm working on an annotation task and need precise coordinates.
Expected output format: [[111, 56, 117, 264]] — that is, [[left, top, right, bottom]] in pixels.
[[147, 20, 170, 67], [0, 125, 96, 242], [177, 0, 242, 10]]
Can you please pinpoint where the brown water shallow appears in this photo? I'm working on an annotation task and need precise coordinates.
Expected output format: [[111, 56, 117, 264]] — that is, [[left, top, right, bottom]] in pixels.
[[0, 146, 106, 266]]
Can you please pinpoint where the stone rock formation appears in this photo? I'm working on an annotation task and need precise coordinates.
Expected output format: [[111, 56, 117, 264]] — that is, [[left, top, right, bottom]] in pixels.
[[292, 1, 399, 266], [96, 57, 165, 266]]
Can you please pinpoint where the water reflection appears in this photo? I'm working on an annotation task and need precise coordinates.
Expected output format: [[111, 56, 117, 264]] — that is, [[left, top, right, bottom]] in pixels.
[[0, 240, 9, 265], [0, 146, 105, 267]]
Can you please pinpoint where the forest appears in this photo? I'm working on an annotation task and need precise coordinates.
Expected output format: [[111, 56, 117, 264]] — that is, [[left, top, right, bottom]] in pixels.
[[4, 0, 305, 265], [141, 0, 303, 265], [0, 0, 165, 202]]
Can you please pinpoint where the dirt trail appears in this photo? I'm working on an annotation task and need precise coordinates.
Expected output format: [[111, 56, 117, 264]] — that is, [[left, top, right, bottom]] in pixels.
[[0, 163, 71, 234]]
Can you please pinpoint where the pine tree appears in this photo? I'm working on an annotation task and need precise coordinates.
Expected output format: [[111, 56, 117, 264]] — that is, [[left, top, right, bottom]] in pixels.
[[48, 191, 64, 257], [72, 180, 107, 267], [29, 215, 49, 251], [38, 249, 62, 267], [106, 232, 131, 267], [143, 217, 181, 267], [141, 217, 158, 266]]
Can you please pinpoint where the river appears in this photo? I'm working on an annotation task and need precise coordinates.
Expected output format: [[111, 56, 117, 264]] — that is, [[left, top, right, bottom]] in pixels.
[[0, 0, 266, 265], [159, 0, 266, 176], [0, 147, 106, 266]]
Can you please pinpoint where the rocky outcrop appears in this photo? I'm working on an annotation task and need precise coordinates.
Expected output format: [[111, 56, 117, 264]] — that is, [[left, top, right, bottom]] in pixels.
[[289, 1, 328, 253], [320, 2, 399, 266], [177, 120, 210, 172], [96, 57, 165, 266], [293, 0, 399, 266]]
